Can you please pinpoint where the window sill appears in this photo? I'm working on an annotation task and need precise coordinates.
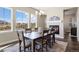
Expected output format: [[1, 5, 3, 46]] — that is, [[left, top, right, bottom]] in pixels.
[[0, 29, 25, 34], [0, 30, 13, 34]]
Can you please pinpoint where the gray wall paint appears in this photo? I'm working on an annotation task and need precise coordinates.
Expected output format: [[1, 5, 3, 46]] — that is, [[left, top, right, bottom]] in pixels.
[[0, 31, 18, 45], [37, 15, 46, 29]]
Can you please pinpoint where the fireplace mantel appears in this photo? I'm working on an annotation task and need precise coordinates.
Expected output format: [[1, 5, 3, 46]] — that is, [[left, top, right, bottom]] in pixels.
[[47, 21, 64, 39]]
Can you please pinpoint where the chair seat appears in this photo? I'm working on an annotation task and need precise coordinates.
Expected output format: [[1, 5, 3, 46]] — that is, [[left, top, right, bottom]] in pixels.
[[35, 39, 47, 45], [25, 40, 31, 48], [35, 39, 48, 52], [21, 40, 31, 48], [35, 44, 41, 49]]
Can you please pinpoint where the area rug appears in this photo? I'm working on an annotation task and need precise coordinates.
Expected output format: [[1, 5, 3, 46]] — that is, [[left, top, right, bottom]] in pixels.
[[0, 40, 68, 52], [48, 40, 68, 52]]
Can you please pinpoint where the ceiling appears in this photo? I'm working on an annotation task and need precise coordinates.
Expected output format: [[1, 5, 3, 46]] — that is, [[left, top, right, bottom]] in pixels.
[[34, 7, 73, 15], [64, 8, 77, 15]]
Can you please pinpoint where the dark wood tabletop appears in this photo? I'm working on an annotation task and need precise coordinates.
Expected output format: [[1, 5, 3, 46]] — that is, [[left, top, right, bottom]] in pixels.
[[24, 31, 55, 39], [24, 31, 42, 40]]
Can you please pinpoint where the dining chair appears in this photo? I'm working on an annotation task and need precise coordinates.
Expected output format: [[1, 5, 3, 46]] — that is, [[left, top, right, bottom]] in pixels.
[[17, 31, 31, 52], [35, 29, 51, 52], [17, 31, 22, 52], [33, 29, 50, 52], [25, 28, 32, 33], [31, 28, 38, 32], [34, 28, 38, 31], [42, 29, 50, 51], [34, 40, 42, 52], [50, 28, 55, 43], [33, 30, 49, 52]]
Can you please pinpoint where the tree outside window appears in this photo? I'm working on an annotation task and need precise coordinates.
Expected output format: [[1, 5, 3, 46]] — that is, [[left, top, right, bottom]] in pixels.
[[16, 10, 29, 30], [0, 7, 11, 31]]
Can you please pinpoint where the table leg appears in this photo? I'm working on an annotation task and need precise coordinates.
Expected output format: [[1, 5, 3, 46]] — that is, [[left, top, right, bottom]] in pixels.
[[42, 38, 43, 52], [31, 40, 35, 52], [53, 34, 55, 43]]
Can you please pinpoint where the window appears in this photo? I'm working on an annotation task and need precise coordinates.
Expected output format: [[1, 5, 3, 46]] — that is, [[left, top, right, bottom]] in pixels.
[[31, 14, 37, 28], [16, 10, 29, 30], [0, 7, 11, 31]]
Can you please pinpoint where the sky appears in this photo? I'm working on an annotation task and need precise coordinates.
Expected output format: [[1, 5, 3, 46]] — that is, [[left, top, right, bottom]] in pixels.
[[16, 11, 29, 23], [0, 7, 11, 22], [0, 7, 37, 23]]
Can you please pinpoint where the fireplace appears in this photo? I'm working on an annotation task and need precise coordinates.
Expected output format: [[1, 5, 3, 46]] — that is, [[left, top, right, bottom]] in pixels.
[[49, 25, 59, 34]]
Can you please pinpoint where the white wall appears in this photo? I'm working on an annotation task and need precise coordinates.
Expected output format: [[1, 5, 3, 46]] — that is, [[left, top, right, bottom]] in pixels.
[[77, 8, 79, 41], [45, 7, 64, 39], [35, 7, 72, 39]]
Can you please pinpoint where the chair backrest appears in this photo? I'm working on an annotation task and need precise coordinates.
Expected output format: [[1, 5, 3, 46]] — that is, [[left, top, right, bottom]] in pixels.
[[42, 30, 49, 39], [17, 31, 27, 52], [38, 27, 43, 33], [17, 31, 25, 43], [43, 30, 49, 36], [21, 31, 26, 48], [17, 31, 26, 48], [17, 31, 22, 44], [34, 28, 38, 31], [25, 28, 32, 33], [50, 28, 56, 35], [43, 29, 52, 41], [16, 31, 23, 51]]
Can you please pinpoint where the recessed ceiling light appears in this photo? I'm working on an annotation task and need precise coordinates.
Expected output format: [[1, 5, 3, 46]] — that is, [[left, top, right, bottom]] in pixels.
[[40, 10, 45, 14], [35, 11, 38, 15]]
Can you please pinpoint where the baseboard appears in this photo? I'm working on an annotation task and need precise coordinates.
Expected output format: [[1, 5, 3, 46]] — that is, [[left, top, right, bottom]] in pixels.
[[0, 39, 18, 47], [55, 35, 64, 39]]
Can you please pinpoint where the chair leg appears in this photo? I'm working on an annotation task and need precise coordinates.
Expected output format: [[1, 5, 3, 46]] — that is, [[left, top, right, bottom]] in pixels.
[[46, 41, 48, 51], [30, 46, 31, 51], [42, 45, 43, 52], [52, 39, 53, 45], [53, 35, 55, 43], [19, 46, 21, 52], [41, 39, 43, 52], [24, 47, 26, 52]]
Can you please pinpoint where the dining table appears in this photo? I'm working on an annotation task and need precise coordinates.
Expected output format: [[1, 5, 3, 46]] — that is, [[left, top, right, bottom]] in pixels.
[[24, 30, 56, 52]]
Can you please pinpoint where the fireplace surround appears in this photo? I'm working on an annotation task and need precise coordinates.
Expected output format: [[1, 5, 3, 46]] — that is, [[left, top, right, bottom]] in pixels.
[[49, 25, 59, 34]]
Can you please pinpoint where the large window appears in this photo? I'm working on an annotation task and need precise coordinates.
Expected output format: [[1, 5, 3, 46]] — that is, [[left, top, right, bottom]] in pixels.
[[16, 10, 29, 30], [0, 7, 11, 31], [31, 14, 37, 28], [0, 7, 38, 32]]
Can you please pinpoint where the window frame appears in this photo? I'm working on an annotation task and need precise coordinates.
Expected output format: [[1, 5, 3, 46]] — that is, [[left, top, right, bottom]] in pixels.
[[0, 7, 13, 32], [15, 10, 29, 30], [30, 14, 37, 28]]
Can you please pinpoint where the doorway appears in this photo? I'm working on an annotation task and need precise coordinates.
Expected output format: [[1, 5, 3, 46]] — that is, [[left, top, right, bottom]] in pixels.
[[63, 8, 77, 38]]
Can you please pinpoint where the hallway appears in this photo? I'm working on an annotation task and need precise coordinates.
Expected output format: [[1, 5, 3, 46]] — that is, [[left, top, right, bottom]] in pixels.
[[65, 33, 79, 52]]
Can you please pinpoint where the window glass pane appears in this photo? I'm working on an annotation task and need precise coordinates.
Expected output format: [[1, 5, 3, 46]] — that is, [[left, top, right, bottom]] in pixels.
[[16, 11, 29, 30], [31, 14, 37, 28], [0, 7, 11, 31]]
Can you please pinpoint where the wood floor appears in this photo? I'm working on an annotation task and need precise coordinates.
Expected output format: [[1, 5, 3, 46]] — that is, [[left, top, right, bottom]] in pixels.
[[64, 34, 79, 52]]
